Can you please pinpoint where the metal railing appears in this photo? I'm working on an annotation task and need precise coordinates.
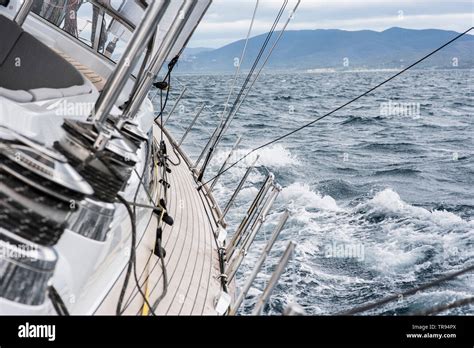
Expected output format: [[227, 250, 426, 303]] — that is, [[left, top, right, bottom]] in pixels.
[[219, 155, 259, 223], [123, 0, 198, 126], [93, 0, 170, 125], [14, 0, 34, 25], [252, 241, 296, 315], [178, 103, 206, 146], [88, 0, 136, 32], [163, 87, 188, 125], [163, 116, 299, 315], [210, 135, 242, 190], [225, 182, 281, 283], [226, 173, 275, 259], [229, 210, 290, 315]]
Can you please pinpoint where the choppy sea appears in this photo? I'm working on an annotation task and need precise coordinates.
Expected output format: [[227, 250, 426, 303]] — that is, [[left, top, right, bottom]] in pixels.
[[159, 69, 473, 315]]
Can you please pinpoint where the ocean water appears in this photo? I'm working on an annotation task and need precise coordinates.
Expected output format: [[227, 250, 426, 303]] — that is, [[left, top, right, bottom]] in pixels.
[[159, 69, 473, 315]]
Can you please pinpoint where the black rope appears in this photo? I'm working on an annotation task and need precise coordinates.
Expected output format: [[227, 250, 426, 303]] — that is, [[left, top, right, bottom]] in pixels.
[[199, 26, 474, 188], [116, 194, 156, 316], [150, 236, 168, 312], [338, 264, 474, 315], [153, 56, 178, 126], [197, 0, 289, 182], [115, 138, 152, 315], [48, 285, 70, 316]]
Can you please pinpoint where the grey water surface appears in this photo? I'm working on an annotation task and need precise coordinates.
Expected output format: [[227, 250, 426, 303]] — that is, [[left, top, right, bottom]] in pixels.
[[159, 68, 473, 315]]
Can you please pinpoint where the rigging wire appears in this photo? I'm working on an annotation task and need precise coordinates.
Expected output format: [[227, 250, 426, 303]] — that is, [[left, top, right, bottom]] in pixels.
[[199, 26, 474, 188], [338, 264, 474, 315], [197, 0, 291, 181], [220, 0, 260, 121], [411, 296, 474, 316], [215, 0, 302, 148]]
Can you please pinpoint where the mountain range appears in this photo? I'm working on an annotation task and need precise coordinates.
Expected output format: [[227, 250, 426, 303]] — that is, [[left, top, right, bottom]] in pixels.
[[177, 27, 474, 73]]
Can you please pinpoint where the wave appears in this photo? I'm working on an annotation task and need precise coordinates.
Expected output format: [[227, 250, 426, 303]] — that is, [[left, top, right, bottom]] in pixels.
[[359, 189, 471, 228], [373, 168, 422, 177], [360, 142, 420, 152], [340, 115, 383, 125], [273, 95, 293, 101], [316, 179, 364, 200], [281, 182, 341, 212], [228, 144, 301, 169]]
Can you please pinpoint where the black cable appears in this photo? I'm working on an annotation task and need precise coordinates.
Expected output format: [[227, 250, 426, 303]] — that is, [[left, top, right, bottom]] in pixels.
[[153, 61, 175, 126], [121, 141, 171, 313], [116, 194, 157, 316], [153, 78, 171, 125], [48, 285, 70, 316], [338, 264, 474, 315], [115, 138, 152, 315], [197, 0, 289, 182], [199, 26, 474, 188], [150, 236, 168, 312], [169, 146, 182, 166], [119, 169, 160, 312]]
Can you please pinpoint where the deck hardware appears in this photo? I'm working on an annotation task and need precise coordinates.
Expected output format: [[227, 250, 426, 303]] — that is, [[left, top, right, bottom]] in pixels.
[[0, 228, 58, 305], [153, 227, 167, 258], [159, 179, 171, 189]]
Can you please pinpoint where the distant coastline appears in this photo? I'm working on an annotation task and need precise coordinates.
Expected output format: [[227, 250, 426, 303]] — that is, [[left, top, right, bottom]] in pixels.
[[177, 27, 474, 73]]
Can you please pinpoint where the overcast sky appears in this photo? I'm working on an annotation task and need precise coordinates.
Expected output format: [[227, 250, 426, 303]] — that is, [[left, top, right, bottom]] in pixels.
[[188, 0, 474, 48]]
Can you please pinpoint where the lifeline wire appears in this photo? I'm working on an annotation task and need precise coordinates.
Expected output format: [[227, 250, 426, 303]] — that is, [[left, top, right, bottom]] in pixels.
[[338, 264, 474, 315]]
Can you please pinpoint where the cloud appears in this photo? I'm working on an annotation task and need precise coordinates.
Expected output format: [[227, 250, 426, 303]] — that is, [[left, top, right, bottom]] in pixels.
[[188, 0, 474, 48]]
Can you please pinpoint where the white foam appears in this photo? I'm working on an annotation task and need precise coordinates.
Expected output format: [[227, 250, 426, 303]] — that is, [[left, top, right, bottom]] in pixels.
[[282, 182, 341, 212], [365, 188, 469, 227], [221, 144, 300, 169]]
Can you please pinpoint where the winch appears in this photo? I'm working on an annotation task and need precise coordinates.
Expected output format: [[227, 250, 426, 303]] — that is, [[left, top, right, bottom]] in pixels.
[[55, 119, 139, 203], [0, 126, 93, 246]]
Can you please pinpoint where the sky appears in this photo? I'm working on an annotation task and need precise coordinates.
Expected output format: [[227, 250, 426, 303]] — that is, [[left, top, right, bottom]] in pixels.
[[188, 0, 474, 48]]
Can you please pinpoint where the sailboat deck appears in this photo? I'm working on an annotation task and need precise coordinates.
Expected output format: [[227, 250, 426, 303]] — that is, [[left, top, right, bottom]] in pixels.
[[96, 126, 224, 315], [145, 126, 223, 315]]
